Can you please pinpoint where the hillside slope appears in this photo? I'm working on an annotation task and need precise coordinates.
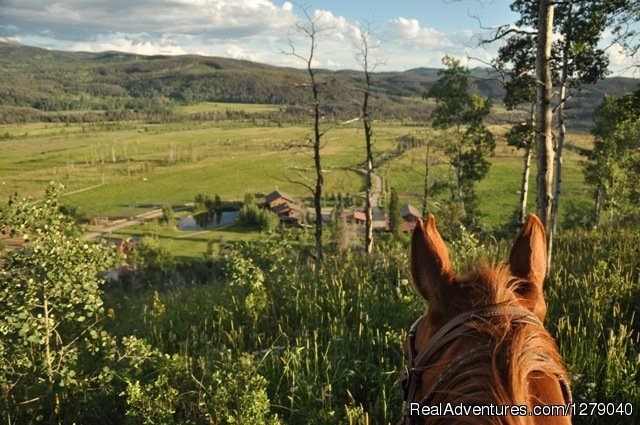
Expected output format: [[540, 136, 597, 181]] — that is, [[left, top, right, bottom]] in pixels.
[[1, 42, 637, 126]]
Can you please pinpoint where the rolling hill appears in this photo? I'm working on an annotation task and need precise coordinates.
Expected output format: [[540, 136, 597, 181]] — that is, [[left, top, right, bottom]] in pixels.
[[1, 41, 637, 128]]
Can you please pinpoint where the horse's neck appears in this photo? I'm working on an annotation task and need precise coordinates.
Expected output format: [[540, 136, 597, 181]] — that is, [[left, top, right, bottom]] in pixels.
[[425, 336, 572, 425], [526, 371, 572, 425]]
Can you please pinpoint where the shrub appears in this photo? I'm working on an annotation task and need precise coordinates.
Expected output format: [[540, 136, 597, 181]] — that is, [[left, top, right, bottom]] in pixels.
[[239, 201, 261, 226], [194, 194, 207, 212], [118, 336, 279, 425], [161, 204, 174, 227], [239, 194, 280, 232], [259, 209, 280, 233], [121, 236, 175, 288], [0, 184, 116, 423]]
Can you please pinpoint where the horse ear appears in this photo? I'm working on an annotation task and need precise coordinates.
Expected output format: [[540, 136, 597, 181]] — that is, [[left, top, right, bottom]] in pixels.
[[411, 214, 454, 303], [509, 213, 547, 289]]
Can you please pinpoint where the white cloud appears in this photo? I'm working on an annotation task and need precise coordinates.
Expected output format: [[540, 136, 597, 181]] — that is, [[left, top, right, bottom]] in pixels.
[[279, 7, 370, 70], [205, 0, 294, 35], [313, 9, 352, 33], [225, 44, 260, 62], [326, 59, 341, 68], [387, 17, 454, 50], [71, 33, 188, 56], [598, 29, 640, 77], [457, 29, 474, 40], [608, 42, 640, 77], [610, 43, 629, 67], [0, 35, 22, 44], [1, 0, 296, 39], [0, 1, 519, 72]]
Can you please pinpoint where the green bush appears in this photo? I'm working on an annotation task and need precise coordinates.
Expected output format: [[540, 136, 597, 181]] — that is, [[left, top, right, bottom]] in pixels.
[[239, 200, 261, 226], [117, 335, 279, 425], [161, 204, 174, 227], [239, 195, 280, 232], [0, 184, 116, 423]]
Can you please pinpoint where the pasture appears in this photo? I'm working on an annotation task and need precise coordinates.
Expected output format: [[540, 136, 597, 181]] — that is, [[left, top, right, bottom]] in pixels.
[[0, 112, 596, 262], [0, 118, 402, 217], [0, 113, 591, 228], [173, 101, 282, 114]]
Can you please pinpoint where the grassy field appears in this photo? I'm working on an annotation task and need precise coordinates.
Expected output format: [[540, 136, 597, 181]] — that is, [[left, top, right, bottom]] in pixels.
[[381, 126, 593, 227], [95, 224, 639, 425], [0, 115, 597, 266], [173, 102, 282, 114], [111, 218, 261, 260], [0, 119, 407, 217], [0, 116, 593, 229]]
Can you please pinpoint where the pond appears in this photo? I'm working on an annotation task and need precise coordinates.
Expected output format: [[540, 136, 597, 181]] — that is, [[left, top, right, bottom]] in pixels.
[[177, 211, 239, 231]]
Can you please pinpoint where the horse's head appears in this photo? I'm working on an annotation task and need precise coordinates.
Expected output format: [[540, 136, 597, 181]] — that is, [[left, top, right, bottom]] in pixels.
[[410, 214, 548, 339], [401, 214, 571, 424]]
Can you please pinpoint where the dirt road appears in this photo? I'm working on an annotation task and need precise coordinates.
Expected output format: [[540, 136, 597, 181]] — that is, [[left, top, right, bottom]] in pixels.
[[84, 206, 190, 239]]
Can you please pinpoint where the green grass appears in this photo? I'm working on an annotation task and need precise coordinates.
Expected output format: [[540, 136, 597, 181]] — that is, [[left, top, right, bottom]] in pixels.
[[381, 127, 593, 228], [102, 235, 417, 424], [1, 118, 594, 232], [0, 121, 401, 215], [101, 225, 639, 425], [173, 102, 282, 114], [111, 220, 261, 259]]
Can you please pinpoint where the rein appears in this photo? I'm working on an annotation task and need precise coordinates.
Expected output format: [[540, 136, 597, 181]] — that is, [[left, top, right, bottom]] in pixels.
[[399, 306, 572, 424]]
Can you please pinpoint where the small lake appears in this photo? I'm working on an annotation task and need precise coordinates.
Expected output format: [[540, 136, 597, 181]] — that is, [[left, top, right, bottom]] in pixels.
[[177, 211, 239, 231]]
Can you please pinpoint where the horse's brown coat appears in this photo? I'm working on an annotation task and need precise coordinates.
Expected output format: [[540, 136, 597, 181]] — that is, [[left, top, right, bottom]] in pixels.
[[407, 214, 571, 424]]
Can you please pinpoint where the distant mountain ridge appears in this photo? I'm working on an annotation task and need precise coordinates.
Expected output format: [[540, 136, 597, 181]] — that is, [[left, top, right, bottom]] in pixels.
[[1, 41, 637, 127]]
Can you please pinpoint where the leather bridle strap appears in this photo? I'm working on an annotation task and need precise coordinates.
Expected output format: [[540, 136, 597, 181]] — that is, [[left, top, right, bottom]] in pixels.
[[400, 306, 553, 425], [414, 343, 490, 407], [413, 306, 543, 371]]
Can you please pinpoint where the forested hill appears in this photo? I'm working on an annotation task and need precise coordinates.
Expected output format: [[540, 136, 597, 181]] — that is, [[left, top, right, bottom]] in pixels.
[[1, 41, 637, 125]]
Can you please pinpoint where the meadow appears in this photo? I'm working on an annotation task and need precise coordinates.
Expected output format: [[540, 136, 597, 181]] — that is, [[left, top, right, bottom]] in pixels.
[[0, 116, 405, 217], [0, 105, 592, 227]]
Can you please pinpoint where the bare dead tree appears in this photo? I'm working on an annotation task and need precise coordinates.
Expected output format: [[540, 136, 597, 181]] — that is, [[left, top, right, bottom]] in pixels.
[[282, 6, 330, 272], [354, 24, 383, 255]]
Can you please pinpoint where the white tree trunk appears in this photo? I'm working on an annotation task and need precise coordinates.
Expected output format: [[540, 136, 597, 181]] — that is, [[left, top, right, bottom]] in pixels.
[[519, 142, 533, 226], [536, 0, 555, 236], [422, 143, 431, 218]]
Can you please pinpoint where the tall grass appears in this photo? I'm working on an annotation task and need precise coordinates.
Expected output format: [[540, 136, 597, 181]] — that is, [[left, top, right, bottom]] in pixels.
[[106, 233, 418, 424], [102, 224, 639, 424], [547, 225, 640, 424]]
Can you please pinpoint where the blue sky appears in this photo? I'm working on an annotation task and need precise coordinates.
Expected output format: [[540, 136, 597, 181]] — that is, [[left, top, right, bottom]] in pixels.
[[269, 0, 520, 34], [0, 0, 637, 75]]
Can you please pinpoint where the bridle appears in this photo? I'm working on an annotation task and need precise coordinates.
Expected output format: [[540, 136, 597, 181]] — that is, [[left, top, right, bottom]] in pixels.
[[398, 306, 573, 425]]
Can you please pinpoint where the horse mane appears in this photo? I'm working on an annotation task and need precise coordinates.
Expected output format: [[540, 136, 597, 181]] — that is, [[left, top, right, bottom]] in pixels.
[[423, 263, 569, 425]]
